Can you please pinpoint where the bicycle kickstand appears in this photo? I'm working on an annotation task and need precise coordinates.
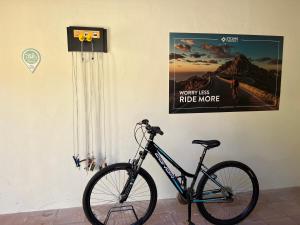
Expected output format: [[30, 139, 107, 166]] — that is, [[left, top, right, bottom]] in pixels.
[[187, 194, 195, 225]]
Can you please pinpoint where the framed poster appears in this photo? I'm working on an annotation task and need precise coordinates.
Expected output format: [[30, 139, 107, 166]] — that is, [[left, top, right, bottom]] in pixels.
[[169, 33, 284, 113]]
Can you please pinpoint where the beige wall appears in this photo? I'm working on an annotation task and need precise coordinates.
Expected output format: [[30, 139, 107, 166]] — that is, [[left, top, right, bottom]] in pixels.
[[0, 0, 300, 213]]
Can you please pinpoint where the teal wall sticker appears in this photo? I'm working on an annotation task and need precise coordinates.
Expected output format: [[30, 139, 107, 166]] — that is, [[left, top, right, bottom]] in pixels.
[[22, 48, 41, 73]]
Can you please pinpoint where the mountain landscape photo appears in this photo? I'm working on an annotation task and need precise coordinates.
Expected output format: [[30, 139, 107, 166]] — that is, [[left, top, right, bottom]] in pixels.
[[169, 33, 283, 113]]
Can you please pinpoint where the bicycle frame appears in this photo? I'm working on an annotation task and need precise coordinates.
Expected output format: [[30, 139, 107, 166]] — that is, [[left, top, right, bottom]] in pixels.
[[145, 141, 231, 203]]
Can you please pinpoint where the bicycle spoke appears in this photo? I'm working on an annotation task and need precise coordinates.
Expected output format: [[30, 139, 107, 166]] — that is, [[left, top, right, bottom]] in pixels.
[[202, 166, 254, 221], [87, 168, 153, 224]]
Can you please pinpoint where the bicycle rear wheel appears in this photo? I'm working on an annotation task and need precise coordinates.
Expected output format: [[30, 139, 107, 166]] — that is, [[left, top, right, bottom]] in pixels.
[[83, 163, 157, 225], [196, 161, 259, 225]]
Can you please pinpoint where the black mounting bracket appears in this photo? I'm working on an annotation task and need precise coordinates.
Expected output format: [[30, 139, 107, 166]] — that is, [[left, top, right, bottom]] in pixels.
[[67, 26, 107, 52]]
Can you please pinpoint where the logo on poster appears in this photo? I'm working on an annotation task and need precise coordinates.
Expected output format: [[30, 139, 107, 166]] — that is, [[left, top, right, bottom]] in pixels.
[[221, 36, 239, 43]]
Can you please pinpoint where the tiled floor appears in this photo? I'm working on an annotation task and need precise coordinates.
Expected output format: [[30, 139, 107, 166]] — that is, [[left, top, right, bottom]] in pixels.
[[1, 187, 300, 225]]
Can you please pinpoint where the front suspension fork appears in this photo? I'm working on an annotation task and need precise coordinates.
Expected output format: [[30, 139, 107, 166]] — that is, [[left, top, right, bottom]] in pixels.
[[119, 170, 138, 203], [120, 151, 147, 203]]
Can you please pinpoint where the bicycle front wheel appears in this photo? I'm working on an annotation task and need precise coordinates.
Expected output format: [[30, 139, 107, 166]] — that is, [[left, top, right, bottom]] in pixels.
[[83, 163, 157, 225], [196, 161, 259, 225]]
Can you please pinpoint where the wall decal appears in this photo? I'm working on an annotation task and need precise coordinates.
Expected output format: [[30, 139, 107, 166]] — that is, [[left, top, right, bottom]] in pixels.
[[22, 48, 41, 73], [169, 33, 284, 113]]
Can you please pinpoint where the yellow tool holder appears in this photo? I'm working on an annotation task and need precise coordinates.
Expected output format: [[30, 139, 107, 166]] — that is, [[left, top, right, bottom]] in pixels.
[[74, 30, 101, 42]]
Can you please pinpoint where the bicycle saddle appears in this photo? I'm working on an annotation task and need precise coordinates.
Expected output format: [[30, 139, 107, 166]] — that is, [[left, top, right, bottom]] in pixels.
[[192, 140, 220, 149]]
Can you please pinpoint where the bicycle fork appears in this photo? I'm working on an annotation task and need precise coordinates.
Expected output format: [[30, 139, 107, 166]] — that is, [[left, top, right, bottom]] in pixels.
[[120, 151, 147, 203], [119, 170, 137, 203]]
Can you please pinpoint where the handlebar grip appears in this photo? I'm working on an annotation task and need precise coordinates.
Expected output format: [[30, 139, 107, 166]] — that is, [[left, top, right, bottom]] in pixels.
[[158, 130, 164, 135], [151, 126, 163, 135], [138, 120, 164, 135], [141, 119, 149, 125]]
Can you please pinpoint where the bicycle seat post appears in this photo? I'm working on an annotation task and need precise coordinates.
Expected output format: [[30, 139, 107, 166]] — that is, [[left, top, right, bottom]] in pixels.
[[200, 147, 208, 166], [190, 147, 208, 191], [187, 147, 209, 225]]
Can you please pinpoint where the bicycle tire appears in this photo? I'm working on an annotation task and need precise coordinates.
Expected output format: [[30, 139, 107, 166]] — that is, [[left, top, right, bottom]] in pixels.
[[83, 163, 157, 225], [196, 161, 259, 225]]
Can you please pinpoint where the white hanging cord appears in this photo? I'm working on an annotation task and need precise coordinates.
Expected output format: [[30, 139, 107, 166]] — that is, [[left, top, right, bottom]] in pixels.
[[91, 41, 94, 59], [71, 52, 76, 157], [95, 52, 101, 156], [71, 37, 106, 171], [89, 41, 95, 159], [96, 53, 107, 166], [95, 53, 102, 163], [81, 42, 90, 164], [100, 53, 107, 162], [72, 52, 82, 168], [75, 52, 80, 155], [72, 52, 80, 157]]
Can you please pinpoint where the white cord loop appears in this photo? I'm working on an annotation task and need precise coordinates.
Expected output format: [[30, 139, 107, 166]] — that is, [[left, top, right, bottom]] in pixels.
[[71, 40, 107, 171]]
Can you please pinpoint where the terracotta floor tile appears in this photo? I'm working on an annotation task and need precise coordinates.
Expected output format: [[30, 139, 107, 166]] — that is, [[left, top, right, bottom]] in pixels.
[[270, 202, 300, 217], [147, 212, 177, 225], [54, 207, 86, 225], [240, 220, 268, 225], [170, 211, 211, 225], [65, 222, 93, 225], [264, 217, 298, 225], [1, 187, 300, 225], [254, 203, 286, 220], [289, 215, 300, 225], [0, 212, 28, 225]]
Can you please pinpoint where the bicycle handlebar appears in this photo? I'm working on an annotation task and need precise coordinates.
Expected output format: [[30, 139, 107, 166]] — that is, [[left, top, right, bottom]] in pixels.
[[137, 119, 164, 136]]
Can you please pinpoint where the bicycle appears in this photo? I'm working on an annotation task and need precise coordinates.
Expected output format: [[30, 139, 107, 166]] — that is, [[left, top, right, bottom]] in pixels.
[[83, 119, 259, 225]]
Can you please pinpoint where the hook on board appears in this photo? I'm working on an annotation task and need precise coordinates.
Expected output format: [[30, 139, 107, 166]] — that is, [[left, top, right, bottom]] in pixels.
[[78, 32, 93, 42]]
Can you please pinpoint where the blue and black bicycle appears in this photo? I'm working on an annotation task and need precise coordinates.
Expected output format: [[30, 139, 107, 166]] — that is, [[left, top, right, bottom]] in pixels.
[[83, 119, 259, 225]]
